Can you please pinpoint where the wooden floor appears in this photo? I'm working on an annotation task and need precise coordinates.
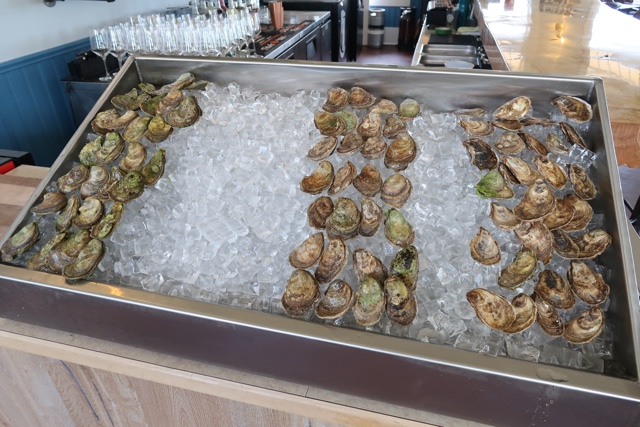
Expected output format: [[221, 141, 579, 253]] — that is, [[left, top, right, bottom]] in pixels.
[[356, 45, 414, 66]]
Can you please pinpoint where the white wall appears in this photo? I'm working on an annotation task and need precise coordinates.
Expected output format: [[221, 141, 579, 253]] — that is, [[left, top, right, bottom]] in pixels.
[[0, 0, 187, 63]]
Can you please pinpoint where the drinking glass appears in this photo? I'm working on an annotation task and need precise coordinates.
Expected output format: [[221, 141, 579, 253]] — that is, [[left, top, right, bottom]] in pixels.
[[107, 25, 128, 69], [90, 29, 112, 81]]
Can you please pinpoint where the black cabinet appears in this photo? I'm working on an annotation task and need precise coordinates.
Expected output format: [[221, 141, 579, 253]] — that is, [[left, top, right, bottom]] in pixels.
[[277, 24, 325, 61]]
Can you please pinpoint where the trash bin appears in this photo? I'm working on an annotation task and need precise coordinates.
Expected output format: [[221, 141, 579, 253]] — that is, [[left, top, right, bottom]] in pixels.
[[368, 8, 385, 48]]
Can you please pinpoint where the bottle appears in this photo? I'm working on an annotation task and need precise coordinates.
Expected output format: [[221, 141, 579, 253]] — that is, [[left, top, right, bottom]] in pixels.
[[457, 0, 470, 28]]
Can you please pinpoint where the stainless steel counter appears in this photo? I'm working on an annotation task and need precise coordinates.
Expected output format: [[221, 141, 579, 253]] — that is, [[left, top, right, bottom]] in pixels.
[[261, 11, 330, 59]]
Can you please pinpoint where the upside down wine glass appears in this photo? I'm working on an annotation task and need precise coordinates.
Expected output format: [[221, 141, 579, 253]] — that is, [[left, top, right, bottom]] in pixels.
[[90, 29, 112, 82]]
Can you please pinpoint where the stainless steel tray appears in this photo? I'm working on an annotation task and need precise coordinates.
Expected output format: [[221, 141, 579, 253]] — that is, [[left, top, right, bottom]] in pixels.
[[1, 56, 639, 425]]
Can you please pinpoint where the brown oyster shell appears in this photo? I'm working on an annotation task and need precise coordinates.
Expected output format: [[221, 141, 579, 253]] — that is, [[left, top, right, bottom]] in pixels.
[[463, 138, 498, 170], [78, 135, 103, 167], [282, 269, 321, 317], [568, 164, 597, 200], [494, 132, 525, 155], [307, 136, 338, 161], [55, 195, 80, 233], [453, 108, 485, 117], [551, 229, 581, 259], [521, 117, 557, 127], [514, 221, 554, 264], [325, 197, 361, 240], [118, 142, 147, 174], [30, 192, 67, 215], [490, 203, 520, 230], [567, 260, 610, 305], [328, 161, 357, 196], [47, 229, 91, 274], [492, 118, 523, 131], [542, 196, 575, 230], [459, 120, 494, 137], [353, 276, 385, 326], [513, 179, 556, 221], [573, 229, 612, 259], [384, 208, 415, 248], [560, 122, 587, 149], [165, 96, 201, 128], [493, 96, 531, 120], [502, 155, 541, 186], [80, 166, 111, 199], [141, 149, 166, 186], [563, 307, 604, 344], [504, 293, 537, 334], [300, 161, 334, 195], [144, 115, 173, 143], [357, 112, 383, 138], [385, 133, 417, 171], [380, 174, 413, 208], [546, 133, 570, 155], [361, 136, 388, 160], [466, 288, 516, 331], [561, 194, 592, 231], [533, 156, 568, 190], [315, 280, 355, 319], [91, 202, 124, 240], [353, 164, 383, 198], [63, 238, 105, 281], [145, 73, 195, 95], [390, 245, 419, 291], [371, 99, 398, 115], [72, 197, 104, 230], [156, 89, 184, 115], [353, 248, 388, 285], [359, 197, 383, 237], [140, 94, 166, 116], [322, 87, 350, 113], [498, 250, 537, 289], [95, 132, 125, 166], [57, 165, 90, 193], [315, 237, 349, 284], [111, 88, 149, 111], [335, 111, 358, 132], [289, 232, 324, 269], [27, 232, 67, 271], [348, 87, 376, 109], [382, 115, 407, 138], [314, 111, 346, 136], [307, 196, 334, 229], [107, 170, 145, 203], [384, 277, 417, 326], [533, 293, 564, 336], [552, 96, 592, 123], [1, 222, 39, 262], [518, 131, 549, 156], [470, 227, 501, 266], [534, 270, 576, 310], [122, 116, 151, 144], [337, 131, 364, 155], [498, 163, 520, 186], [91, 109, 138, 134]]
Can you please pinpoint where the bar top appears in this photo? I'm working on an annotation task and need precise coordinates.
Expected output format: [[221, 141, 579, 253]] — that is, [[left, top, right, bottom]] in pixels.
[[476, 0, 640, 167]]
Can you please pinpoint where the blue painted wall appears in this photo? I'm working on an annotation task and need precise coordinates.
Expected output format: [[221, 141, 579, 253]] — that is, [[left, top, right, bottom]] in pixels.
[[380, 0, 423, 28], [0, 39, 90, 167]]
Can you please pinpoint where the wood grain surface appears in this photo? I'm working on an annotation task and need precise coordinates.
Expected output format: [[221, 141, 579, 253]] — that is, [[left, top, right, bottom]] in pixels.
[[0, 166, 47, 239]]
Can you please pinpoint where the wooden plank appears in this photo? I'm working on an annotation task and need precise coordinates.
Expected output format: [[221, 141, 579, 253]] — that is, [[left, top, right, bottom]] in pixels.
[[6, 165, 49, 179], [612, 122, 640, 168]]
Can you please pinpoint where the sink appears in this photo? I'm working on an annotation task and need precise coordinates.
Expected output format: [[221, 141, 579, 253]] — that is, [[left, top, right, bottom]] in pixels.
[[421, 44, 477, 56], [418, 54, 479, 67]]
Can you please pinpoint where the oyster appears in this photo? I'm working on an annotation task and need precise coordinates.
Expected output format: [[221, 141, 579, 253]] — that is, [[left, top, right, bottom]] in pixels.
[[348, 87, 376, 109], [315, 280, 355, 320], [459, 120, 494, 137], [551, 229, 581, 259], [91, 202, 124, 240], [300, 160, 334, 195], [453, 108, 485, 117], [314, 111, 346, 136], [494, 132, 525, 155], [141, 149, 166, 186], [534, 270, 576, 310], [518, 131, 549, 156], [371, 99, 398, 115], [145, 115, 173, 143], [513, 180, 556, 221], [521, 117, 557, 127], [573, 229, 612, 259], [322, 87, 350, 113], [552, 96, 592, 123], [140, 94, 166, 116], [57, 164, 90, 193], [359, 197, 383, 237], [567, 260, 610, 305], [337, 131, 364, 155], [26, 232, 67, 271], [165, 96, 201, 128], [390, 245, 419, 291], [384, 277, 417, 326], [156, 89, 184, 115], [504, 293, 537, 334], [533, 156, 568, 190], [361, 136, 387, 159], [281, 269, 320, 317], [184, 80, 210, 91], [315, 237, 348, 284], [97, 167, 121, 203], [561, 194, 592, 231], [498, 163, 520, 185], [514, 221, 553, 264], [353, 276, 385, 326], [490, 203, 520, 230], [353, 164, 383, 197], [288, 232, 324, 269], [307, 196, 334, 229], [147, 73, 196, 95], [47, 229, 91, 273], [111, 88, 149, 111], [353, 248, 388, 285], [107, 170, 145, 203], [30, 192, 67, 215], [563, 307, 605, 344], [334, 111, 358, 132], [63, 238, 104, 281], [559, 122, 587, 149], [546, 133, 570, 155], [326, 197, 361, 240], [118, 142, 147, 174], [466, 288, 516, 331], [95, 132, 125, 166], [398, 99, 420, 120], [498, 250, 537, 289], [380, 174, 413, 208], [121, 116, 151, 144], [385, 133, 417, 171], [55, 195, 81, 232], [568, 164, 597, 200], [91, 109, 138, 134], [474, 170, 515, 199], [357, 112, 383, 138], [1, 222, 39, 262], [533, 293, 564, 336], [384, 208, 415, 248], [328, 161, 357, 196], [470, 227, 501, 266], [78, 135, 104, 166], [307, 136, 338, 161], [492, 118, 523, 131], [382, 115, 407, 138], [493, 96, 531, 120], [72, 197, 104, 229], [542, 196, 575, 230], [80, 166, 111, 199], [463, 138, 498, 170]]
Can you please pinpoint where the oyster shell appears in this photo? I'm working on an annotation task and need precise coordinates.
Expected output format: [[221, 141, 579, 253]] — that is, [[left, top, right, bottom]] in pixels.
[[307, 196, 334, 229], [474, 169, 514, 199], [573, 229, 612, 259], [147, 73, 196, 95], [184, 80, 209, 91], [398, 99, 420, 120], [560, 122, 587, 149], [533, 293, 564, 336], [518, 131, 548, 156], [382, 115, 407, 138], [521, 117, 557, 127], [95, 132, 125, 166], [156, 89, 184, 115], [493, 96, 531, 120], [534, 269, 576, 310], [337, 131, 364, 155], [307, 136, 338, 161], [353, 164, 383, 198], [281, 269, 320, 317], [390, 245, 419, 291], [328, 161, 357, 196], [300, 161, 334, 195], [568, 164, 597, 200], [79, 135, 104, 167], [567, 260, 610, 305], [55, 195, 80, 232], [72, 197, 104, 229], [145, 115, 173, 143], [122, 116, 151, 144], [80, 166, 111, 199], [513, 179, 556, 221], [494, 132, 525, 155], [111, 88, 149, 111], [384, 277, 417, 326], [561, 194, 592, 231], [359, 197, 383, 237], [26, 232, 67, 271], [498, 250, 537, 289], [492, 118, 523, 131], [490, 203, 520, 230], [348, 87, 376, 109], [563, 307, 605, 344], [47, 229, 91, 273], [466, 288, 516, 331], [107, 170, 145, 203], [353, 248, 388, 285], [357, 112, 383, 138], [459, 120, 494, 137], [118, 142, 147, 174], [504, 293, 537, 334], [57, 165, 90, 193], [1, 222, 39, 262], [470, 227, 501, 265], [326, 197, 361, 240], [361, 136, 387, 160], [453, 108, 485, 117], [546, 133, 570, 155], [542, 196, 575, 230], [30, 192, 67, 215], [315, 280, 355, 320], [353, 276, 385, 326], [165, 96, 201, 128], [498, 162, 520, 185], [335, 111, 358, 132], [91, 202, 124, 240], [514, 221, 554, 264], [551, 229, 581, 259], [141, 149, 166, 186], [315, 237, 348, 284], [371, 99, 398, 115], [380, 173, 413, 208], [384, 208, 415, 248], [533, 156, 568, 190], [314, 111, 346, 136], [288, 232, 324, 269], [322, 87, 350, 113], [385, 133, 417, 171], [552, 96, 592, 123], [97, 167, 121, 203], [463, 138, 498, 170], [63, 238, 105, 281], [91, 109, 138, 134], [140, 94, 166, 116]]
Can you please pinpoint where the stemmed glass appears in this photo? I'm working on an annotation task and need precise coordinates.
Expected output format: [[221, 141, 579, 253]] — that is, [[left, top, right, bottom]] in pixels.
[[249, 8, 262, 57], [90, 29, 112, 81], [107, 25, 128, 70]]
